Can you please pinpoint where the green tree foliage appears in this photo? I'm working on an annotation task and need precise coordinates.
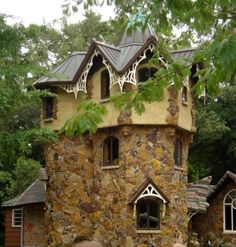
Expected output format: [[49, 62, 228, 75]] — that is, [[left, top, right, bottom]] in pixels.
[[189, 85, 236, 183]]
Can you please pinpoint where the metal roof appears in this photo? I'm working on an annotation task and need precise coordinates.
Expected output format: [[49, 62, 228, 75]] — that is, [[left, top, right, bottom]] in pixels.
[[2, 179, 45, 207], [33, 27, 196, 87], [34, 52, 86, 86], [118, 24, 157, 46]]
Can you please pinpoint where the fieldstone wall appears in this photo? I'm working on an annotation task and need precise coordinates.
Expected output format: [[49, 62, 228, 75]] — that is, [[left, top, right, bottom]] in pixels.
[[44, 126, 191, 247], [23, 204, 45, 247], [192, 182, 236, 244]]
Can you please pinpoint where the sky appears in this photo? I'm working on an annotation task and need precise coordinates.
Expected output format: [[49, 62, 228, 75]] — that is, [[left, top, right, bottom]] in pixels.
[[0, 0, 115, 26]]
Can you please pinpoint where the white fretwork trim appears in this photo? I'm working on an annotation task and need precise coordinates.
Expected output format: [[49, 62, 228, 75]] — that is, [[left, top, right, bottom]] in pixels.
[[134, 184, 167, 204], [102, 43, 156, 91], [187, 211, 197, 221], [60, 43, 164, 98]]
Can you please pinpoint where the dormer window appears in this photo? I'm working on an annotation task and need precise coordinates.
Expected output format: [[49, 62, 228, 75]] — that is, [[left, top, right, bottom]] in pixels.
[[101, 69, 110, 100], [44, 97, 53, 119], [138, 67, 157, 83], [182, 86, 187, 103], [103, 136, 119, 166], [174, 138, 182, 167]]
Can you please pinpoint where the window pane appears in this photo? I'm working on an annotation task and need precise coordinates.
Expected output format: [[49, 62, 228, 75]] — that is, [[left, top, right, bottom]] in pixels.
[[230, 191, 236, 199], [149, 202, 159, 228], [137, 202, 147, 228], [225, 195, 232, 203], [225, 205, 232, 230], [101, 70, 110, 99], [13, 209, 22, 226], [45, 97, 53, 118], [233, 209, 236, 230]]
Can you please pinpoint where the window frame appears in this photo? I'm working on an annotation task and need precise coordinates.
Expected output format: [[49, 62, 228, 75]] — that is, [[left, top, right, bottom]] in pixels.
[[182, 86, 188, 103], [44, 96, 54, 119], [102, 136, 119, 167], [12, 208, 22, 228], [136, 198, 160, 230], [100, 69, 110, 100], [174, 138, 183, 167], [223, 189, 236, 233]]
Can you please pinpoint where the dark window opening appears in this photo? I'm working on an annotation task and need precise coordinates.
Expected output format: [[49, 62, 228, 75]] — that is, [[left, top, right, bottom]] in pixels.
[[174, 139, 182, 167], [182, 86, 187, 102], [138, 67, 157, 83], [103, 136, 119, 166], [101, 69, 110, 99], [45, 97, 53, 119], [137, 199, 160, 230]]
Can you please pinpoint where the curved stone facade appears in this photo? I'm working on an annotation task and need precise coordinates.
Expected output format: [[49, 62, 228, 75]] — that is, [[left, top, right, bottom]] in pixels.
[[44, 126, 192, 247]]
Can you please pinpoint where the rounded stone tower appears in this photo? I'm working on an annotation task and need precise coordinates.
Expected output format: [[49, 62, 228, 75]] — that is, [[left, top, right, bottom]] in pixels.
[[35, 26, 196, 247]]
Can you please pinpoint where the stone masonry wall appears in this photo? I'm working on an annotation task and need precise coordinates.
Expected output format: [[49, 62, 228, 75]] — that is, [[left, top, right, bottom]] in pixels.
[[192, 182, 236, 243], [23, 204, 45, 247], [44, 135, 94, 246], [44, 126, 192, 247]]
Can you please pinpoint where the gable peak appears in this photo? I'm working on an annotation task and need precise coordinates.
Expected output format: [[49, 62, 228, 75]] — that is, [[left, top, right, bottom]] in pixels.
[[119, 24, 157, 46]]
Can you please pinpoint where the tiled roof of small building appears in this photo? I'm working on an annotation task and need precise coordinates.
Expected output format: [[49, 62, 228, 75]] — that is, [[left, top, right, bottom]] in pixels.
[[187, 176, 212, 212], [34, 25, 196, 87], [2, 179, 45, 207]]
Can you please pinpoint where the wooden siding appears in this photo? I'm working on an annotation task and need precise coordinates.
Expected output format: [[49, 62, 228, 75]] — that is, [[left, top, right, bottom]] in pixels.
[[5, 208, 21, 247]]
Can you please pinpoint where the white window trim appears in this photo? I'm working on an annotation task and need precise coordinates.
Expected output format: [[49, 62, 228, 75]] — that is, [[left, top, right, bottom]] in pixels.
[[12, 208, 22, 228], [223, 189, 236, 233]]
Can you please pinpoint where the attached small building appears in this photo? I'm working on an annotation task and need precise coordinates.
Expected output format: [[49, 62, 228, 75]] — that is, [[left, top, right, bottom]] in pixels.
[[2, 171, 46, 247], [191, 171, 236, 244]]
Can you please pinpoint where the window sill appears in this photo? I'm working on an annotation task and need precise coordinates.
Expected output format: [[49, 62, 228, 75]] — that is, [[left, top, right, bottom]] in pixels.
[[43, 118, 54, 122], [100, 98, 110, 103], [136, 230, 161, 234], [102, 165, 120, 170], [223, 231, 236, 235], [174, 166, 185, 172], [12, 225, 22, 228], [182, 101, 188, 106]]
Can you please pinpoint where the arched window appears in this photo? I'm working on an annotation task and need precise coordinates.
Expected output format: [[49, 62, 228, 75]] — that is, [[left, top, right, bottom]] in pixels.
[[44, 97, 54, 119], [103, 136, 119, 166], [138, 67, 157, 83], [137, 198, 160, 230], [224, 189, 236, 232], [174, 139, 182, 167], [101, 69, 110, 99], [182, 86, 187, 103]]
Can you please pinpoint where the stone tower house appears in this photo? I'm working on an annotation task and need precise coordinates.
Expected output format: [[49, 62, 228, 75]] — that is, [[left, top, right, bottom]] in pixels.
[[35, 26, 196, 247]]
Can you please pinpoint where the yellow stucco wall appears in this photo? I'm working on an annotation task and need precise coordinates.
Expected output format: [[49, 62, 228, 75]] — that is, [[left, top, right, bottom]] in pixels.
[[41, 65, 194, 132]]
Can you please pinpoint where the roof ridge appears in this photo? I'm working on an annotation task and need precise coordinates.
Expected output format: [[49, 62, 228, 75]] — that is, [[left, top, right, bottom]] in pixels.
[[171, 47, 197, 53], [95, 40, 121, 51], [13, 179, 40, 206]]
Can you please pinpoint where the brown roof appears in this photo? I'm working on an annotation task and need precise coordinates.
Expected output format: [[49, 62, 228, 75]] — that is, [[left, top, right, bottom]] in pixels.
[[2, 179, 45, 207], [207, 171, 236, 202], [187, 176, 212, 212], [34, 26, 196, 87]]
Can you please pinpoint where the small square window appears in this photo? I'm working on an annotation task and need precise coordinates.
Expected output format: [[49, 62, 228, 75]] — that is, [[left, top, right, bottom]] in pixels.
[[12, 208, 22, 227]]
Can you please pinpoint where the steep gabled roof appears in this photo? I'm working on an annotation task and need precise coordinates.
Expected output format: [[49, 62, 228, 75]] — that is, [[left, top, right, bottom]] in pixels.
[[207, 171, 236, 202], [33, 26, 196, 88], [2, 179, 45, 207], [34, 52, 86, 87], [118, 24, 157, 46]]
